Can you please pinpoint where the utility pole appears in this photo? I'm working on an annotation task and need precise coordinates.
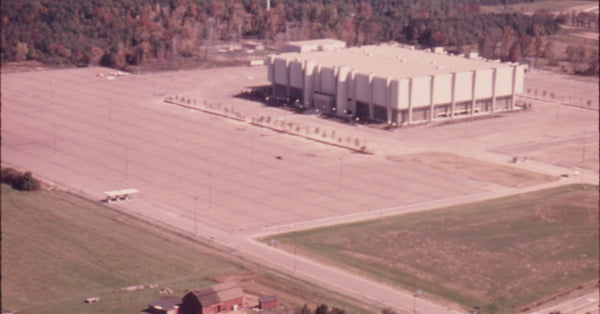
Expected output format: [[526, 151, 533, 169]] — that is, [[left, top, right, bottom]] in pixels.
[[124, 146, 129, 184], [293, 231, 297, 273], [53, 124, 57, 156], [194, 197, 198, 238], [413, 290, 423, 314]]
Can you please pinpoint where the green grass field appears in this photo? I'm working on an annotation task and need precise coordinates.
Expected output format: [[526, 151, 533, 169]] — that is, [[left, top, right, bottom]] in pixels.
[[0, 183, 242, 313], [270, 184, 599, 313], [1, 184, 380, 314]]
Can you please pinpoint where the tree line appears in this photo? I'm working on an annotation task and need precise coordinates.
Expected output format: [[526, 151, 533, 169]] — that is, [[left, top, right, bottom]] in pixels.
[[1, 0, 562, 69]]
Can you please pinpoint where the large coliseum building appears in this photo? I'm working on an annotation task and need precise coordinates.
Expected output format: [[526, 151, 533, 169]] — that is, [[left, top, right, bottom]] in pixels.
[[267, 40, 525, 125]]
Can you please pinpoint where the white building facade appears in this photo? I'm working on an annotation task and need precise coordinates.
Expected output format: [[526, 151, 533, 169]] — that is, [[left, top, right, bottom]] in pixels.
[[267, 41, 525, 125]]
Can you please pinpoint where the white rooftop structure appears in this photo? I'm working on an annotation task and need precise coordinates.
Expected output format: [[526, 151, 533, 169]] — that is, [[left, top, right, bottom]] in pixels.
[[280, 44, 505, 79], [268, 42, 525, 125], [284, 39, 347, 53]]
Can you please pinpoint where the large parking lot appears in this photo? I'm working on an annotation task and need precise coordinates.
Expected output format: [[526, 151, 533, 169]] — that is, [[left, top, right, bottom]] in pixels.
[[1, 66, 597, 235]]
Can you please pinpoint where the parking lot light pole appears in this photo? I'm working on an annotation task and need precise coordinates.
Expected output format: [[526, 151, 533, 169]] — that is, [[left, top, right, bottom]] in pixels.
[[193, 197, 198, 238], [413, 290, 423, 314]]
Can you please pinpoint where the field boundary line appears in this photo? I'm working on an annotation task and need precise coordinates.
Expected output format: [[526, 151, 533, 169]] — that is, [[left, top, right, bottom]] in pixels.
[[253, 178, 582, 237]]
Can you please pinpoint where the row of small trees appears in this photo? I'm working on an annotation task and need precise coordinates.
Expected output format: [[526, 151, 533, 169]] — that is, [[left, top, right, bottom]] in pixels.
[[297, 304, 402, 314], [1, 168, 40, 191], [299, 303, 346, 314]]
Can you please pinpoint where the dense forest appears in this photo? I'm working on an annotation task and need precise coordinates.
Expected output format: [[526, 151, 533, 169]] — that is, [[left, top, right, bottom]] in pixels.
[[0, 0, 565, 70]]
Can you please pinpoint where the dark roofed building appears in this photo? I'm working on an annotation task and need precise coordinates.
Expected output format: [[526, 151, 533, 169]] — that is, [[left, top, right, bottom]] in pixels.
[[179, 282, 244, 314], [142, 297, 180, 314], [259, 295, 278, 310]]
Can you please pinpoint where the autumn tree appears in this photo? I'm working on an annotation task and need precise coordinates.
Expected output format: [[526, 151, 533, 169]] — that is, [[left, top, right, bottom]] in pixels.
[[265, 4, 286, 40], [544, 40, 558, 65], [354, 1, 372, 46], [566, 45, 587, 63], [0, 0, 563, 69]]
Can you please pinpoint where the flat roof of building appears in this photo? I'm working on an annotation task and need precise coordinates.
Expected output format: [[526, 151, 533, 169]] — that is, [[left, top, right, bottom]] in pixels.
[[285, 39, 346, 47], [284, 39, 347, 53], [188, 282, 243, 306], [149, 297, 180, 310], [276, 43, 513, 79]]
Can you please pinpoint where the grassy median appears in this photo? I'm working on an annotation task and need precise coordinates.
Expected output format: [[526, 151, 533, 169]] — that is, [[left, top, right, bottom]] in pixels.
[[270, 184, 599, 313]]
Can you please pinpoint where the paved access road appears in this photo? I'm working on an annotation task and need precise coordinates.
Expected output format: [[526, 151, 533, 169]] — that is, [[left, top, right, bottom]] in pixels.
[[530, 291, 599, 314]]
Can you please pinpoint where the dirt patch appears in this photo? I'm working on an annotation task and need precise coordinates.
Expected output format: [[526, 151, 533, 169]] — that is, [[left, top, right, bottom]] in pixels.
[[387, 151, 557, 188]]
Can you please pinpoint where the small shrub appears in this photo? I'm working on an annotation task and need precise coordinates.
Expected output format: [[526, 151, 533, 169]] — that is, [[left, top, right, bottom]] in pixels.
[[1, 168, 21, 185], [1, 168, 40, 191], [300, 304, 311, 314], [331, 307, 346, 314], [315, 304, 328, 314], [19, 172, 40, 191]]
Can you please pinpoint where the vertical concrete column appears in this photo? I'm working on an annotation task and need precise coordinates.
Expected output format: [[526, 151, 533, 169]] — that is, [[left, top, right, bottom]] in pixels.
[[336, 66, 350, 116], [303, 60, 316, 107], [450, 72, 457, 119], [267, 56, 276, 96], [350, 71, 357, 116], [471, 70, 477, 116], [429, 75, 435, 121], [368, 74, 374, 120], [407, 77, 413, 125], [386, 77, 393, 124], [491, 68, 498, 113], [511, 65, 518, 110], [285, 59, 291, 98]]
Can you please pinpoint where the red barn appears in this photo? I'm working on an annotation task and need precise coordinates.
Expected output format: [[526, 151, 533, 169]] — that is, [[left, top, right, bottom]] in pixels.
[[179, 282, 244, 314], [259, 295, 278, 310]]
